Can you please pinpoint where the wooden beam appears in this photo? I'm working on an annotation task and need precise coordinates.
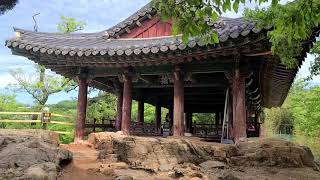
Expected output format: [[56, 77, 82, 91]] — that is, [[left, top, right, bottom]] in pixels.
[[134, 83, 227, 88]]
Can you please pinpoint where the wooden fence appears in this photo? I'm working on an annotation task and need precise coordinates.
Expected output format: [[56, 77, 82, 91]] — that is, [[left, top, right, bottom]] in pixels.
[[0, 111, 74, 135]]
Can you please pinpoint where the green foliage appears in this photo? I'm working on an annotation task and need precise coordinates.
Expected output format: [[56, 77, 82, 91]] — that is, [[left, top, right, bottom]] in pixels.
[[264, 80, 320, 162], [131, 101, 167, 123], [0, 97, 76, 144], [264, 107, 294, 135], [8, 16, 86, 107], [87, 92, 117, 122], [0, 94, 27, 128], [57, 16, 86, 34], [286, 80, 320, 137], [264, 80, 320, 138], [154, 0, 277, 44], [244, 0, 320, 68], [50, 100, 77, 112], [9, 65, 76, 107], [193, 113, 215, 124], [0, 94, 23, 111], [310, 42, 320, 77], [155, 0, 320, 70]]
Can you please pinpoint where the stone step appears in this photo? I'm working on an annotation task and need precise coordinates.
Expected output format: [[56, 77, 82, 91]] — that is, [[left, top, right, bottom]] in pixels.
[[100, 154, 119, 163]]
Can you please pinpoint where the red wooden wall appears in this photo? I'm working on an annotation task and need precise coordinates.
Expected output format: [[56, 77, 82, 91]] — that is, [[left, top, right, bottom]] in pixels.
[[120, 17, 172, 38]]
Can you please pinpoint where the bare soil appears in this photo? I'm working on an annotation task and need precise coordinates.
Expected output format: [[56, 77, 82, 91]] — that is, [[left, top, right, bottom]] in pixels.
[[58, 143, 112, 180]]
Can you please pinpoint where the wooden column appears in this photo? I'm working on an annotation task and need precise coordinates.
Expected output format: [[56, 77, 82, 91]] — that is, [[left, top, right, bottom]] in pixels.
[[228, 94, 233, 139], [215, 112, 219, 125], [75, 76, 88, 141], [121, 75, 133, 135], [186, 112, 192, 133], [137, 100, 144, 124], [189, 113, 193, 133], [232, 67, 247, 143], [169, 105, 173, 130], [173, 69, 184, 136], [155, 103, 161, 133], [116, 91, 123, 131]]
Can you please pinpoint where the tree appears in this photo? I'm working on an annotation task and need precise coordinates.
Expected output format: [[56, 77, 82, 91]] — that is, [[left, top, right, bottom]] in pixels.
[[155, 0, 320, 70], [285, 80, 320, 137], [0, 93, 24, 112], [87, 92, 117, 122], [154, 0, 279, 43], [9, 16, 86, 108], [0, 0, 18, 15], [244, 0, 320, 68], [57, 15, 86, 33], [10, 65, 76, 108]]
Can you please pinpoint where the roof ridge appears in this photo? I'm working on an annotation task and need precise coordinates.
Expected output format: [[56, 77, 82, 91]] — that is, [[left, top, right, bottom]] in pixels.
[[103, 2, 155, 39]]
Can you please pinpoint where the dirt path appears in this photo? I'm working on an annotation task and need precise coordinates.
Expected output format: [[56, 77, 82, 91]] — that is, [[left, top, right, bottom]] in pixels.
[[58, 143, 112, 180]]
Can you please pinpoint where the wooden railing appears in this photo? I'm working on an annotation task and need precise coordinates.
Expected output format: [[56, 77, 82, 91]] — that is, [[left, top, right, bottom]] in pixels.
[[0, 111, 74, 134], [130, 122, 161, 136], [84, 118, 116, 135], [193, 123, 222, 138]]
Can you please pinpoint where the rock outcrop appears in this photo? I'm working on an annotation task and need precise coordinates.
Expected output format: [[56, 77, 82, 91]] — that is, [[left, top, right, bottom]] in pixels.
[[89, 132, 318, 173], [0, 129, 72, 179]]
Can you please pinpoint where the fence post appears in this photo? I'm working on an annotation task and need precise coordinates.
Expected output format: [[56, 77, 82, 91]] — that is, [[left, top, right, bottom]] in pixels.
[[93, 118, 97, 132], [41, 107, 51, 130]]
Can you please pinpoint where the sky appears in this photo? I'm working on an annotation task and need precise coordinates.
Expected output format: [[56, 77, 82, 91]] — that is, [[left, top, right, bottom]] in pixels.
[[0, 0, 318, 105]]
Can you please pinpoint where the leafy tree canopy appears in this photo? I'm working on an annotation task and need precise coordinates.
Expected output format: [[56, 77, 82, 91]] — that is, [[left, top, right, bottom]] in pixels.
[[155, 0, 320, 70], [244, 0, 320, 68], [154, 0, 278, 44], [57, 16, 86, 34], [0, 93, 24, 111], [9, 16, 86, 108], [0, 0, 18, 15]]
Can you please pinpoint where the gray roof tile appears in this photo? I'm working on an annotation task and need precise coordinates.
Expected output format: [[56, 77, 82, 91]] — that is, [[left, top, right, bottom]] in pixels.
[[6, 3, 266, 58]]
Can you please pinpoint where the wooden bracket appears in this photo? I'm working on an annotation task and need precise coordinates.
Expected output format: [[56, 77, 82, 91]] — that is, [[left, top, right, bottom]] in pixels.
[[173, 65, 184, 81]]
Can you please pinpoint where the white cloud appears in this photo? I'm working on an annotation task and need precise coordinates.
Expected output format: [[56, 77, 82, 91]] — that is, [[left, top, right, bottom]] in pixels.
[[0, 73, 17, 88]]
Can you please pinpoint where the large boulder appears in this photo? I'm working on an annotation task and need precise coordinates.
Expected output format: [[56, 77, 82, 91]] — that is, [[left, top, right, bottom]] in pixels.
[[0, 129, 72, 179], [229, 138, 318, 168], [89, 132, 318, 173]]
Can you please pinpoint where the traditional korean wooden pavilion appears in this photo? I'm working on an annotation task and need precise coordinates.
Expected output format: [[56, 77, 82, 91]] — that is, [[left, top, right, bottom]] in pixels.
[[5, 3, 317, 143]]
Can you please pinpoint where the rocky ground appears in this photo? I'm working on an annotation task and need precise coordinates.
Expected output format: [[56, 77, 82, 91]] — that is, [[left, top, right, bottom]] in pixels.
[[60, 132, 320, 180], [1, 130, 320, 180], [0, 129, 72, 180]]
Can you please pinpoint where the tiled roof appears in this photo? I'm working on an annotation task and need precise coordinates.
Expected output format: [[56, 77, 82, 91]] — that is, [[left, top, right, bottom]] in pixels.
[[103, 2, 156, 38], [6, 17, 268, 57]]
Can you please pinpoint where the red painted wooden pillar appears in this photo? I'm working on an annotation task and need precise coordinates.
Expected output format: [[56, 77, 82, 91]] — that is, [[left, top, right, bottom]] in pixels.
[[232, 68, 247, 143], [137, 100, 144, 124], [169, 105, 173, 131], [155, 103, 161, 133], [121, 75, 133, 135], [228, 94, 233, 139], [75, 77, 88, 141], [173, 70, 184, 136], [116, 91, 123, 131]]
